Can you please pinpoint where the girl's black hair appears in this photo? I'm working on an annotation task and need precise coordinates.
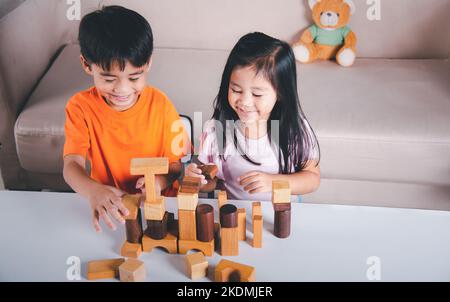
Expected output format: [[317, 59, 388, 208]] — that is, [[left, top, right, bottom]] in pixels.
[[78, 5, 153, 71], [212, 32, 320, 173]]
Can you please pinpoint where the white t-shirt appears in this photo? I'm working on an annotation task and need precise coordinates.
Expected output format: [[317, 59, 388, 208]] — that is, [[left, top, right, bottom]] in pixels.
[[197, 119, 318, 201]]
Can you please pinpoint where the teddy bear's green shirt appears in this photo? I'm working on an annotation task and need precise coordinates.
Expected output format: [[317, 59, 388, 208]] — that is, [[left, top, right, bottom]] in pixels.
[[309, 24, 351, 46]]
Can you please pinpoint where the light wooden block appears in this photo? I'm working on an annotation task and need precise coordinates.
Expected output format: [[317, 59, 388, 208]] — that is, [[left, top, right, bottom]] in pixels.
[[142, 233, 178, 254], [177, 191, 199, 211], [220, 227, 239, 256], [87, 258, 125, 280], [237, 208, 246, 241], [130, 157, 169, 175], [252, 215, 263, 248], [122, 194, 141, 220], [252, 202, 262, 219], [272, 180, 291, 204], [144, 196, 165, 220], [215, 259, 255, 282], [178, 209, 197, 241], [185, 252, 208, 280], [119, 259, 146, 282], [218, 190, 227, 209], [120, 241, 142, 259], [178, 239, 214, 257]]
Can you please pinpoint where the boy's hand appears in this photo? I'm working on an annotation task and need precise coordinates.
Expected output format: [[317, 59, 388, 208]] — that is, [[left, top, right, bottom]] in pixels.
[[238, 171, 275, 194], [89, 184, 129, 232], [185, 163, 207, 185], [135, 176, 162, 198]]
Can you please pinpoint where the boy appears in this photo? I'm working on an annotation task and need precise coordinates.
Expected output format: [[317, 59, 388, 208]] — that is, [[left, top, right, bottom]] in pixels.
[[63, 6, 190, 233]]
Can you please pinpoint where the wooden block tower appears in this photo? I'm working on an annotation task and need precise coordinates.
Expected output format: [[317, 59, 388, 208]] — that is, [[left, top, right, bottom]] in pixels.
[[272, 180, 291, 238]]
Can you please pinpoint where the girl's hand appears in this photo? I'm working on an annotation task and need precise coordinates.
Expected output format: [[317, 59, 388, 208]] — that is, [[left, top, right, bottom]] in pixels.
[[184, 163, 207, 185], [238, 171, 275, 194], [136, 176, 162, 198], [88, 184, 128, 233]]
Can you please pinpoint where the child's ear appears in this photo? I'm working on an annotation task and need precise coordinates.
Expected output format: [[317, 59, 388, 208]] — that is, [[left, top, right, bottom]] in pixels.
[[79, 55, 93, 75]]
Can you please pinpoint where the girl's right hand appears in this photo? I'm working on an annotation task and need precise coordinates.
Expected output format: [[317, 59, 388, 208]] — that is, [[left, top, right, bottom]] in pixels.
[[185, 163, 207, 185]]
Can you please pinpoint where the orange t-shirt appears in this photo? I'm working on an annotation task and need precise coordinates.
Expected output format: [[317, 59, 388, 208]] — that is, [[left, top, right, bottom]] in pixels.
[[63, 86, 190, 194]]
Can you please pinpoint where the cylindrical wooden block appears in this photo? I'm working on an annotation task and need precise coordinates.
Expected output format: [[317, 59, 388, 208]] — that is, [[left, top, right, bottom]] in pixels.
[[274, 209, 291, 238], [126, 209, 143, 243], [220, 204, 237, 228], [196, 204, 214, 242], [145, 211, 169, 240]]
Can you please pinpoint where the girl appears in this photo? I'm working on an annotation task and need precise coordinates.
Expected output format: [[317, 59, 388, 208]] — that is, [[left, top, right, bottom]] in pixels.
[[186, 32, 321, 201]]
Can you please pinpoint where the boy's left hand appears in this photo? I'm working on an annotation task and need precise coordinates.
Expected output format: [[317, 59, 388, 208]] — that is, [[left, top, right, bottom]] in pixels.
[[238, 171, 274, 194]]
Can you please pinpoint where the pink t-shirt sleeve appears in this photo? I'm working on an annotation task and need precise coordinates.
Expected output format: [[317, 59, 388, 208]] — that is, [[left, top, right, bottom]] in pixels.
[[197, 119, 224, 180]]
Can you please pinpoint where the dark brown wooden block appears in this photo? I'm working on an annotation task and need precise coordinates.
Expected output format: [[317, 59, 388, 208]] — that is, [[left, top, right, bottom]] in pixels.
[[273, 202, 291, 212], [274, 209, 291, 238], [199, 164, 218, 180], [181, 176, 202, 190], [125, 209, 143, 244], [196, 204, 214, 242], [220, 204, 237, 228], [145, 211, 169, 240]]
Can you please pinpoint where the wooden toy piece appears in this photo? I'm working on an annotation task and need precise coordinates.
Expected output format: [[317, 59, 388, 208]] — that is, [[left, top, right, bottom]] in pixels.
[[237, 208, 246, 241], [122, 194, 141, 220], [167, 212, 179, 237], [145, 211, 169, 240], [214, 222, 221, 251], [87, 258, 125, 280], [178, 209, 197, 241], [130, 157, 169, 201], [177, 191, 199, 211], [185, 252, 208, 280], [180, 175, 202, 193], [178, 239, 214, 257], [119, 258, 146, 282], [144, 196, 165, 220], [252, 215, 263, 248], [220, 204, 238, 228], [252, 202, 262, 219], [121, 241, 142, 258], [220, 227, 239, 256], [125, 208, 143, 244], [196, 204, 214, 242], [198, 164, 218, 180], [272, 180, 291, 204], [274, 209, 291, 238], [218, 191, 227, 210], [273, 202, 291, 212], [215, 259, 255, 282], [142, 233, 178, 254]]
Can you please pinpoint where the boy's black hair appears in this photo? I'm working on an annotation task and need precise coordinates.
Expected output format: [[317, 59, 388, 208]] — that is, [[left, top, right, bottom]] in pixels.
[[78, 5, 153, 71]]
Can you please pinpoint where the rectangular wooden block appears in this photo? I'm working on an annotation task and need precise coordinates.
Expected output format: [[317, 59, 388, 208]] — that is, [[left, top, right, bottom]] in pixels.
[[178, 239, 214, 257], [220, 227, 239, 256], [178, 209, 197, 241], [199, 164, 218, 180], [252, 202, 262, 219], [218, 191, 227, 209], [272, 180, 291, 204], [185, 252, 208, 280], [237, 208, 246, 241], [144, 196, 165, 220], [130, 157, 169, 175], [177, 191, 199, 211], [252, 215, 263, 248], [120, 241, 142, 258], [119, 259, 146, 282], [87, 258, 125, 280], [122, 194, 141, 220], [181, 176, 202, 191]]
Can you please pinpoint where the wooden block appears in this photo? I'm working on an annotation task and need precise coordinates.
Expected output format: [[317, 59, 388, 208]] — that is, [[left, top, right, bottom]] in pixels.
[[237, 208, 246, 241], [181, 176, 202, 192], [142, 233, 178, 254], [125, 208, 143, 243], [87, 258, 125, 280], [185, 252, 208, 280], [273, 202, 291, 212], [120, 241, 142, 258], [252, 202, 262, 219], [119, 258, 146, 282], [179, 186, 199, 194], [214, 222, 221, 251], [178, 239, 214, 257], [215, 259, 255, 282], [220, 204, 238, 228], [218, 191, 227, 209], [196, 204, 214, 242], [130, 157, 169, 175], [199, 164, 218, 180], [144, 196, 165, 220], [177, 191, 198, 211], [220, 227, 239, 256], [274, 209, 291, 239], [122, 194, 141, 220], [272, 180, 291, 204], [252, 215, 263, 248], [178, 209, 197, 241], [145, 211, 168, 240]]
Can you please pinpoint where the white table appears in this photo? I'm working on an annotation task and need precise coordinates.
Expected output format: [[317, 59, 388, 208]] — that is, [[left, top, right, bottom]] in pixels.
[[0, 190, 449, 282]]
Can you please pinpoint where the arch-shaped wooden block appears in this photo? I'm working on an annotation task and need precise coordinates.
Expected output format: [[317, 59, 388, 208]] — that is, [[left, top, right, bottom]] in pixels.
[[142, 233, 178, 254], [178, 239, 214, 257]]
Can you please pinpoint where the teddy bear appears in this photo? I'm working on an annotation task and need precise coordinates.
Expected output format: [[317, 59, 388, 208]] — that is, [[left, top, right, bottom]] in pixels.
[[293, 0, 357, 67]]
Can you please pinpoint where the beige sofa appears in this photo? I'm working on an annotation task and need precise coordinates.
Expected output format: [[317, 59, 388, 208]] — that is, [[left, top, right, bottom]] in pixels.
[[1, 0, 449, 210]]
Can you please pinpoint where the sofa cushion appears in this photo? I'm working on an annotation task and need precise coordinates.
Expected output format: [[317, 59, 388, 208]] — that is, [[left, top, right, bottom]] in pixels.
[[16, 44, 450, 187]]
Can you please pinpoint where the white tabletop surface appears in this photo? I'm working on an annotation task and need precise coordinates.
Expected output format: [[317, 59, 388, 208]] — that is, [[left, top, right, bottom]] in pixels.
[[0, 190, 449, 282]]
